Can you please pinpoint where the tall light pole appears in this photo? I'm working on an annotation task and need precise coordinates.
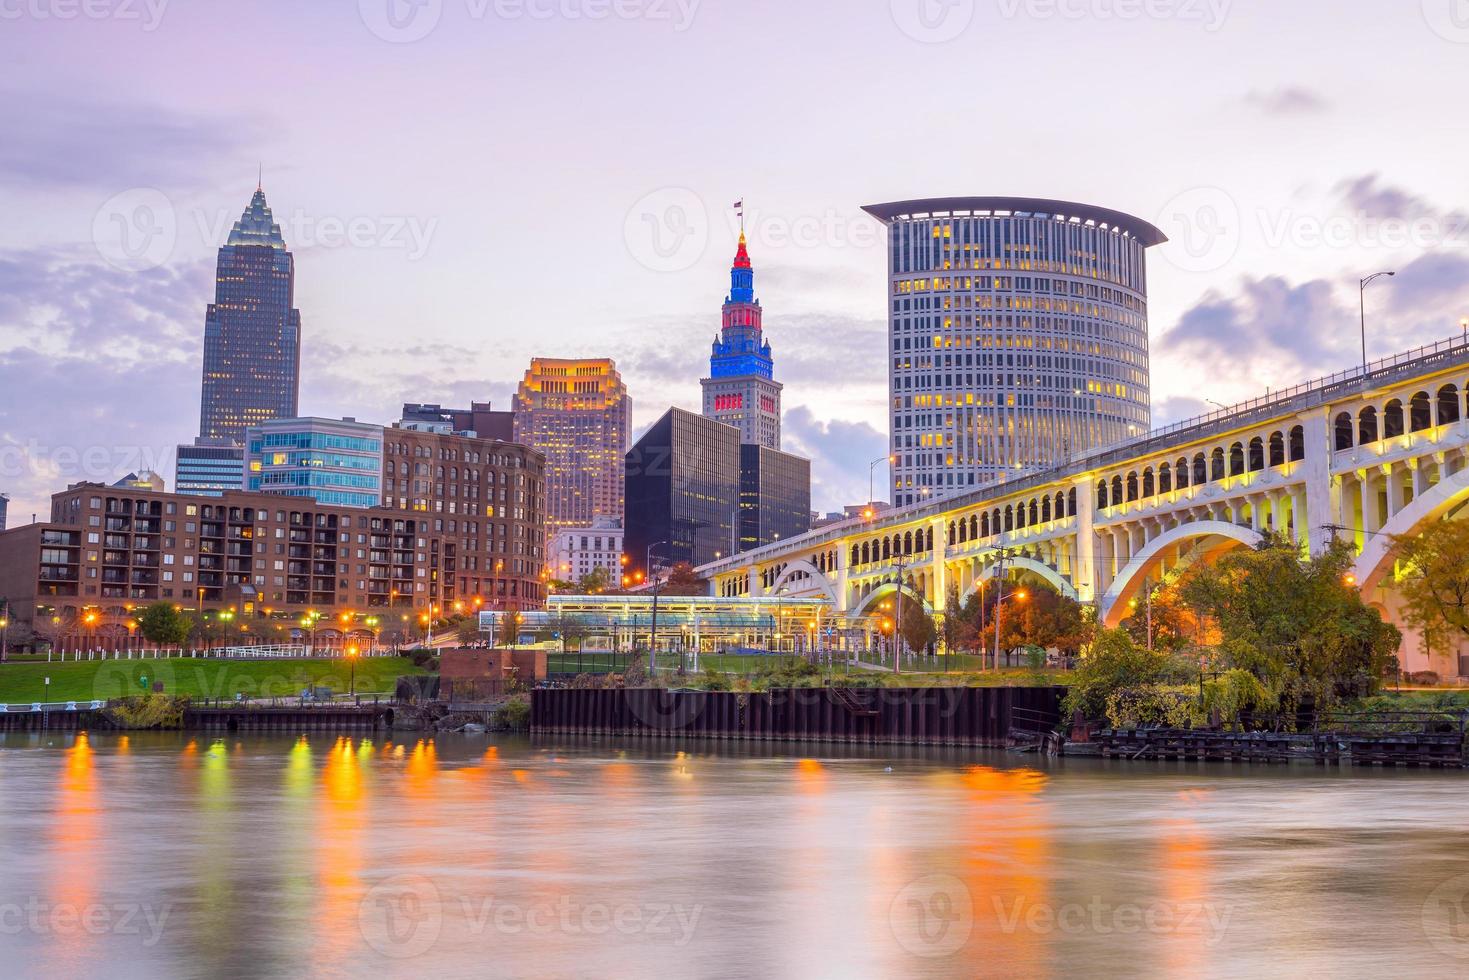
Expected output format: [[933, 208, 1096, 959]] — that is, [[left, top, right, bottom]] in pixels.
[[868, 454, 893, 508], [1359, 271, 1395, 372], [646, 540, 668, 674]]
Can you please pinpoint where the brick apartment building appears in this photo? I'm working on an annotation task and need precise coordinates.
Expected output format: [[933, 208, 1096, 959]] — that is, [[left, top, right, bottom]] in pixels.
[[0, 430, 547, 650]]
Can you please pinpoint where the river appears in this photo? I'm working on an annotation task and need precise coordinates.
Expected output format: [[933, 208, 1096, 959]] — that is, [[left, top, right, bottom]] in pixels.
[[0, 731, 1465, 979]]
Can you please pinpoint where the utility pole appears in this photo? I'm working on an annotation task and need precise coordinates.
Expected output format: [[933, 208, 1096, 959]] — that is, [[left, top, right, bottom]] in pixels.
[[893, 551, 906, 675], [992, 549, 1007, 672]]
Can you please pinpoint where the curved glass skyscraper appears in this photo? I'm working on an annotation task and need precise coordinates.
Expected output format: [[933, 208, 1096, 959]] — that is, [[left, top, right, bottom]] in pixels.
[[862, 197, 1166, 507]]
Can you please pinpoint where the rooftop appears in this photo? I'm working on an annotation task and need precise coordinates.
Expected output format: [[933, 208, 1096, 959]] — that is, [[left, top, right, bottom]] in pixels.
[[860, 196, 1168, 247]]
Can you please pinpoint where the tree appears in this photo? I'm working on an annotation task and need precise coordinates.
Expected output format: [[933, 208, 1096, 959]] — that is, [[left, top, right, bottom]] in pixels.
[[454, 616, 482, 647], [900, 601, 936, 655], [1119, 584, 1195, 651], [138, 602, 192, 646], [1390, 519, 1469, 660], [1062, 629, 1170, 720], [1000, 585, 1092, 656], [495, 610, 521, 648], [578, 567, 612, 594], [1179, 534, 1400, 713], [940, 584, 964, 654], [661, 562, 707, 597]]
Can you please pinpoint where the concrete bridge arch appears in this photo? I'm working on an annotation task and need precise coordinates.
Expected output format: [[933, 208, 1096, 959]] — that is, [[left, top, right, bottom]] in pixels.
[[1099, 520, 1262, 626]]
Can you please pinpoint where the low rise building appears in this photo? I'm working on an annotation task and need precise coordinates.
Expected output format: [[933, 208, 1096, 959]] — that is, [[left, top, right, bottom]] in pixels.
[[548, 516, 624, 584], [0, 470, 547, 650], [175, 440, 245, 496]]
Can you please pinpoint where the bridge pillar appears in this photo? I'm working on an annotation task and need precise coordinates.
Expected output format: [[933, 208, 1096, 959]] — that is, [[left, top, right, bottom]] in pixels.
[[1300, 409, 1336, 556], [929, 517, 949, 611], [833, 546, 850, 614], [748, 567, 764, 598]]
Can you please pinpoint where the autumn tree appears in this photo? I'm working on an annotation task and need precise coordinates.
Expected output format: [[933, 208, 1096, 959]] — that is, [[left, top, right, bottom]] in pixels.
[[660, 562, 707, 597], [1179, 534, 1400, 711], [900, 601, 936, 654], [1390, 519, 1469, 660], [1118, 584, 1195, 651]]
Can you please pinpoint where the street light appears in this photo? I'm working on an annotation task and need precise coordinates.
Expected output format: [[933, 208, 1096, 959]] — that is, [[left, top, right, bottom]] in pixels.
[[646, 540, 669, 672], [346, 644, 359, 697], [1359, 271, 1395, 371], [868, 455, 894, 509]]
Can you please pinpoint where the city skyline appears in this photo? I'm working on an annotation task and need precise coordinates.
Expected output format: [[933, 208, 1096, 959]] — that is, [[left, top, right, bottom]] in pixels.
[[3, 2, 1469, 526]]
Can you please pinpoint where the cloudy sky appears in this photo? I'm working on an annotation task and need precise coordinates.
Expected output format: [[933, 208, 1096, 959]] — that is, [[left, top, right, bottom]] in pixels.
[[2, 0, 1468, 522]]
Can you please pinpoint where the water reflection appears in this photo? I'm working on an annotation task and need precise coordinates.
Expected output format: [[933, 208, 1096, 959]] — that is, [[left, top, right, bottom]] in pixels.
[[1, 733, 1467, 978]]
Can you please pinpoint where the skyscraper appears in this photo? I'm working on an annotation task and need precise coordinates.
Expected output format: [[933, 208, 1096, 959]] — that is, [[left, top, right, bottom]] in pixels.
[[513, 358, 632, 535], [701, 231, 783, 449], [861, 197, 1166, 506], [198, 185, 303, 445], [625, 408, 740, 570]]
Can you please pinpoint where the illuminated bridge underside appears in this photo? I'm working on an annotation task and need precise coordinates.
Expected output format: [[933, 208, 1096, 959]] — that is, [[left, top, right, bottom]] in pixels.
[[700, 338, 1469, 664]]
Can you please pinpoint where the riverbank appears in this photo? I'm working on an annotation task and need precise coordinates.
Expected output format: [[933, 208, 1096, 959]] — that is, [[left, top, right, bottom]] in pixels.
[[0, 656, 430, 703]]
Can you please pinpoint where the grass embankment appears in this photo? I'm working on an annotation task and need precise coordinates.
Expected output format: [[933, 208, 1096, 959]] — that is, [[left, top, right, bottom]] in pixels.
[[0, 656, 431, 704]]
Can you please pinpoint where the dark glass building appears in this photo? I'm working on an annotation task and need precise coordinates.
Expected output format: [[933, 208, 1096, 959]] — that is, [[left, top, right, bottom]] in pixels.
[[625, 408, 739, 572], [198, 186, 302, 444], [738, 444, 811, 552]]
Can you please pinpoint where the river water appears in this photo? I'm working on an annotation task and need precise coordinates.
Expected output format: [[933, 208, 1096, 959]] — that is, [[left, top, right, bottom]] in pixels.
[[0, 731, 1466, 979]]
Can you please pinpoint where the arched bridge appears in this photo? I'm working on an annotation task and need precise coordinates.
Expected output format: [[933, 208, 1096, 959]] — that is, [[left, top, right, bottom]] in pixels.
[[700, 335, 1469, 672]]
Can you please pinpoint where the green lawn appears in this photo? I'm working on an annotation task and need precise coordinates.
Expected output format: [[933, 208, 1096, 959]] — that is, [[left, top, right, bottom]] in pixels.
[[0, 656, 430, 704]]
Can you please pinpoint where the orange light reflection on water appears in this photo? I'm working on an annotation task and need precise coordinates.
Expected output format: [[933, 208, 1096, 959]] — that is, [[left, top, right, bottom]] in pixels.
[[50, 732, 99, 951]]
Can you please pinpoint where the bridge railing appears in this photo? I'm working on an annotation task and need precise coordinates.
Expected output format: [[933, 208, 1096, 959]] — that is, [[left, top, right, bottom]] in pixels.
[[699, 331, 1469, 574]]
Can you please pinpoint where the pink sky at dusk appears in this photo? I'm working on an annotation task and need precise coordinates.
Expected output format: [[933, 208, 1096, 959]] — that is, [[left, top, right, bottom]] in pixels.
[[2, 0, 1468, 521]]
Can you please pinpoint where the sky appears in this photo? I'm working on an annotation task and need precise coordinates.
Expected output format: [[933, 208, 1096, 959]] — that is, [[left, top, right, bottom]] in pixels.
[[2, 0, 1468, 524]]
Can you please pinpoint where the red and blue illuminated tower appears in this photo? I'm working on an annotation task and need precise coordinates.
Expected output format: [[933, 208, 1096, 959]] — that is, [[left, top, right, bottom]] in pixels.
[[701, 230, 783, 449]]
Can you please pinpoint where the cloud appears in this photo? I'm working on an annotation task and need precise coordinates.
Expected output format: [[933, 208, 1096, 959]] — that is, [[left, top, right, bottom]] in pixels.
[[1159, 275, 1352, 384], [1155, 255, 1469, 411], [0, 92, 265, 192], [781, 405, 887, 513], [1332, 174, 1436, 221], [0, 248, 209, 521], [1243, 86, 1330, 117]]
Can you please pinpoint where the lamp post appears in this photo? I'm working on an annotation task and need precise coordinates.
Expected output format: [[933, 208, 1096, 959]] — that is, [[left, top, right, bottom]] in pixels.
[[1359, 271, 1395, 372], [868, 454, 894, 509], [646, 540, 669, 673], [346, 644, 358, 698], [0, 614, 8, 663]]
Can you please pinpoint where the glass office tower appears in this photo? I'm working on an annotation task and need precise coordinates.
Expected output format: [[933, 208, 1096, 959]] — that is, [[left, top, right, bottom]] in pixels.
[[198, 186, 303, 444]]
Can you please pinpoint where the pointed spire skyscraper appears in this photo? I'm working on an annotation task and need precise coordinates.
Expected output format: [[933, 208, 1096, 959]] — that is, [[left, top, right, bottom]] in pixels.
[[197, 186, 302, 444], [701, 230, 782, 449]]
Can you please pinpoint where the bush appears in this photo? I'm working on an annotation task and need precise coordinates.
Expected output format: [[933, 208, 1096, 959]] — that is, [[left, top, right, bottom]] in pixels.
[[406, 648, 437, 668], [1105, 686, 1203, 729], [698, 667, 731, 691], [1404, 670, 1441, 686], [104, 694, 186, 730], [1062, 630, 1170, 721], [493, 695, 530, 731]]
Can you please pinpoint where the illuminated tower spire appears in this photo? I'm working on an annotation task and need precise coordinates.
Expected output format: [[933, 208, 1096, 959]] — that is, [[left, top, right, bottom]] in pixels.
[[701, 220, 782, 449]]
